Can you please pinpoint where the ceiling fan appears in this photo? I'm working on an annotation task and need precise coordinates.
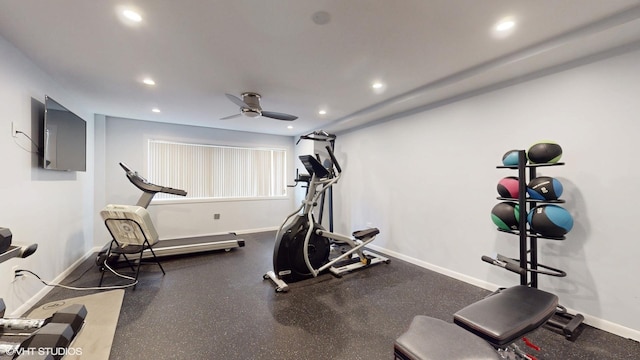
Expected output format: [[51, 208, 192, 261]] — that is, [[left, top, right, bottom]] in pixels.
[[221, 92, 298, 121]]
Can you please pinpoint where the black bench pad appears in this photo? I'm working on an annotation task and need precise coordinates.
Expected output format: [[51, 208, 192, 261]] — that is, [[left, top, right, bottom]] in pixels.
[[394, 316, 500, 360], [454, 285, 558, 346]]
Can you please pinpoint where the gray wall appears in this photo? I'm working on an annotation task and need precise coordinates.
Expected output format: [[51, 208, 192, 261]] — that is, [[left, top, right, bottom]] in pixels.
[[333, 46, 640, 339], [0, 36, 95, 314]]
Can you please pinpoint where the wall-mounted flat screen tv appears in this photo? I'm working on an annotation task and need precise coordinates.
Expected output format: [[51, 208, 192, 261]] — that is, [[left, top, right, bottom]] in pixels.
[[43, 95, 87, 172]]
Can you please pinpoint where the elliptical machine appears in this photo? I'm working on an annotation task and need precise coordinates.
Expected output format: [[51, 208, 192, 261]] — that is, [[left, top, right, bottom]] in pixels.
[[264, 146, 389, 292]]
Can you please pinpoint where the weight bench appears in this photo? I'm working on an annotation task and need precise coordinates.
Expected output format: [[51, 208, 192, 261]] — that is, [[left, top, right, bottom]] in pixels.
[[394, 286, 559, 359]]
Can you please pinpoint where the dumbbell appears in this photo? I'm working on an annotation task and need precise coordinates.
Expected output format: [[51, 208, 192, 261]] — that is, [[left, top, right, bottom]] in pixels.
[[14, 354, 54, 360], [14, 354, 55, 360], [0, 299, 87, 335], [0, 322, 74, 360]]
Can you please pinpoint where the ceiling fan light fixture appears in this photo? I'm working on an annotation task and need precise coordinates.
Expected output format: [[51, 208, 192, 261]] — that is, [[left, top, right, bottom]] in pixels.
[[242, 107, 261, 118]]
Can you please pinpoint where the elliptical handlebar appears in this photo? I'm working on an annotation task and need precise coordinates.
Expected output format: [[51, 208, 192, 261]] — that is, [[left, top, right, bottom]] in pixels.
[[296, 130, 336, 145], [325, 146, 342, 174]]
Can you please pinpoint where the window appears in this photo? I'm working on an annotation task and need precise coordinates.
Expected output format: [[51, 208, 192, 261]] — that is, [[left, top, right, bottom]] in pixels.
[[147, 140, 287, 200]]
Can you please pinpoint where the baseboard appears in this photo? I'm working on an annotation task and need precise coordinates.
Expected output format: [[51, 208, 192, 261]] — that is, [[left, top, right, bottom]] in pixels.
[[154, 227, 279, 242], [573, 311, 640, 342], [367, 244, 502, 292], [233, 226, 278, 235], [11, 248, 97, 317], [366, 244, 640, 342]]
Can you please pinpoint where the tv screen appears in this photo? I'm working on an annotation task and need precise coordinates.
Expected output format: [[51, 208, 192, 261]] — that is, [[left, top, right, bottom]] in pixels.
[[43, 96, 86, 172]]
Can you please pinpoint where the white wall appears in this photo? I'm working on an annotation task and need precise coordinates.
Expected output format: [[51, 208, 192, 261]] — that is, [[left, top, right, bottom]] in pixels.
[[334, 46, 640, 338], [98, 117, 296, 243], [0, 36, 94, 313]]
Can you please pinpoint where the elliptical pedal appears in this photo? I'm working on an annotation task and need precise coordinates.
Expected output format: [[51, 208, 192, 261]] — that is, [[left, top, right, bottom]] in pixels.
[[329, 250, 390, 277]]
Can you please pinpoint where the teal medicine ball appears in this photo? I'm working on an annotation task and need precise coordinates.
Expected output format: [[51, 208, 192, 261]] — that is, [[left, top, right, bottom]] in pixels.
[[502, 150, 522, 166]]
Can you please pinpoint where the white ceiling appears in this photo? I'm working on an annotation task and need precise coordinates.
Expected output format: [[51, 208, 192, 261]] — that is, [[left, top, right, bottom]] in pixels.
[[1, 0, 640, 136]]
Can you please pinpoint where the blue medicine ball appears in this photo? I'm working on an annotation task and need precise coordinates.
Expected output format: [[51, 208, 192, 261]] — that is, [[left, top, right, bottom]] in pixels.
[[502, 150, 521, 166], [527, 205, 573, 237], [527, 176, 563, 201], [491, 202, 520, 231]]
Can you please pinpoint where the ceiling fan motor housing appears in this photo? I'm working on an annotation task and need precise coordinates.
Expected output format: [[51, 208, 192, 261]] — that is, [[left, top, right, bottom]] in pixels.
[[242, 92, 262, 110]]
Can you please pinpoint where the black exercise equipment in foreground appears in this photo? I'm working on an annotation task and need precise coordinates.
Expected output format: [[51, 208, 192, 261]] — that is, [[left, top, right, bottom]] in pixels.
[[97, 162, 245, 268], [395, 285, 558, 359], [264, 146, 389, 292], [488, 149, 583, 339], [0, 299, 87, 335], [395, 149, 583, 359], [0, 299, 87, 360]]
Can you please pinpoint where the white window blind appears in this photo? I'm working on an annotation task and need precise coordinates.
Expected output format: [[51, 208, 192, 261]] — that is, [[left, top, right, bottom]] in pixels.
[[148, 140, 287, 200]]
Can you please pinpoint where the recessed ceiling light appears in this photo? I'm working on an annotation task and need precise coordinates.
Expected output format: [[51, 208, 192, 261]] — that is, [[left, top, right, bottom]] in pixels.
[[152, 108, 161, 113], [116, 6, 144, 26], [287, 125, 293, 129], [318, 110, 327, 115], [123, 9, 142, 22], [496, 20, 515, 32], [143, 78, 155, 86], [492, 17, 516, 38], [372, 81, 386, 94]]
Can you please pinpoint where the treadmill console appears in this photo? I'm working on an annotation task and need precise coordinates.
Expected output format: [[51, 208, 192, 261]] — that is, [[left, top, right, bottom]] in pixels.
[[119, 162, 187, 197]]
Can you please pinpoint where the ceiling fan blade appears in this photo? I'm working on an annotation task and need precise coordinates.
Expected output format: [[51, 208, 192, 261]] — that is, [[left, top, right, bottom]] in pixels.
[[220, 113, 243, 120], [261, 111, 298, 121], [225, 93, 249, 108]]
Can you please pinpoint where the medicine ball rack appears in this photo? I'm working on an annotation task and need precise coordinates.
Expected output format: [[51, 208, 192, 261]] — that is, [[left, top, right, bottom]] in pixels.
[[484, 149, 584, 340]]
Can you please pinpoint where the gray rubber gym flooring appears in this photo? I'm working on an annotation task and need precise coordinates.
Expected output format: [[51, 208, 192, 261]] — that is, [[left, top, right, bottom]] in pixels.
[[30, 231, 640, 359]]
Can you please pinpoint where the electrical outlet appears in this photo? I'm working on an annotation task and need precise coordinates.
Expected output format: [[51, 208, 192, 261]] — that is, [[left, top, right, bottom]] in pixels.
[[11, 122, 18, 137], [11, 265, 20, 283]]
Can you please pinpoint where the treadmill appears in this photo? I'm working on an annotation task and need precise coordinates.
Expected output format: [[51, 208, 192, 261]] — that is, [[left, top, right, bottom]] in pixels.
[[104, 163, 245, 261]]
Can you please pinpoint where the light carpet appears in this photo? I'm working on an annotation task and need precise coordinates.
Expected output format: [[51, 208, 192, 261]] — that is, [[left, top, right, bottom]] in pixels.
[[27, 290, 124, 360]]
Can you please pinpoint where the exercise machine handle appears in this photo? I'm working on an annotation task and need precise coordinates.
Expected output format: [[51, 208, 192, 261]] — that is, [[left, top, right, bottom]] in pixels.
[[325, 146, 342, 174], [482, 255, 526, 275], [296, 130, 336, 144]]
